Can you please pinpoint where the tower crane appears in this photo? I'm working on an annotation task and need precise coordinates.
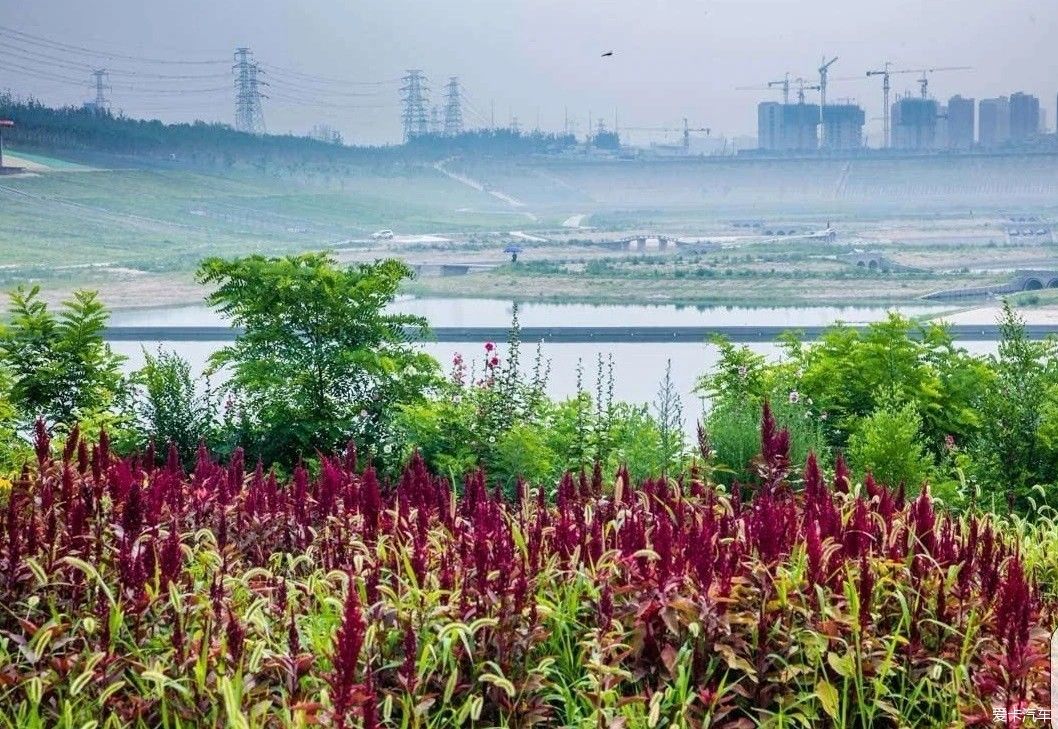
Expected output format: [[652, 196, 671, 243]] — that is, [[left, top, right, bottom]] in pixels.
[[736, 75, 792, 105], [866, 64, 972, 147], [866, 62, 894, 148], [817, 56, 838, 147], [910, 66, 972, 98], [621, 118, 711, 152], [795, 78, 820, 104], [768, 73, 792, 105]]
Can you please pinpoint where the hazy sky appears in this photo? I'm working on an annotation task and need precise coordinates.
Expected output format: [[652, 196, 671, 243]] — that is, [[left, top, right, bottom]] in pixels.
[[3, 0, 1056, 146]]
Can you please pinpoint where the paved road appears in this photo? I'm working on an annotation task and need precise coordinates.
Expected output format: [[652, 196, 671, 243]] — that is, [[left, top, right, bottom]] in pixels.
[[102, 324, 1058, 344]]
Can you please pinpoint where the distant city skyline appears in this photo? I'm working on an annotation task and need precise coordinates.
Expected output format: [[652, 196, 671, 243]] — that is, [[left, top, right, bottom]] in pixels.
[[2, 0, 1056, 146]]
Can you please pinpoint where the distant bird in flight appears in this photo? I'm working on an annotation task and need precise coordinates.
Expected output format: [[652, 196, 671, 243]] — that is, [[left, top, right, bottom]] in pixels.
[[601, 51, 614, 57]]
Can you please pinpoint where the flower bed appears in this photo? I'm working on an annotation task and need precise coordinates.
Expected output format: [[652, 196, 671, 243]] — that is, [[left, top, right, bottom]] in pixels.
[[0, 413, 1054, 727]]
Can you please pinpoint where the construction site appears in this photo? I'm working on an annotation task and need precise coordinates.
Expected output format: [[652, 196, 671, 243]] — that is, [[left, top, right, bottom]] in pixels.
[[743, 59, 1053, 156]]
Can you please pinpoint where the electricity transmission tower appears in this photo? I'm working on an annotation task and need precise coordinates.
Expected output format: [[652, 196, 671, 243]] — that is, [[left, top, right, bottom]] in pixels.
[[443, 77, 463, 136], [400, 70, 429, 142], [233, 48, 266, 134], [90, 69, 110, 113]]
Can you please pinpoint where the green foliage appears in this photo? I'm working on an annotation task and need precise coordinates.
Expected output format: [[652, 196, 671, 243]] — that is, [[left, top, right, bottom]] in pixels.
[[847, 399, 934, 491], [128, 348, 220, 467], [697, 309, 1058, 516], [0, 285, 126, 433], [696, 337, 774, 406], [701, 315, 991, 452], [490, 422, 558, 488], [0, 370, 24, 472], [705, 397, 830, 485], [778, 315, 989, 448], [970, 301, 1058, 511], [653, 359, 685, 473], [197, 253, 439, 466], [398, 335, 676, 490]]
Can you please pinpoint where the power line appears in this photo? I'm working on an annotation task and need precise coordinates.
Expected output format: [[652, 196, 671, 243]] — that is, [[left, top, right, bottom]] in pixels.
[[266, 90, 394, 111], [0, 38, 230, 81], [0, 24, 228, 65], [259, 62, 398, 87], [266, 77, 389, 99], [0, 60, 230, 95]]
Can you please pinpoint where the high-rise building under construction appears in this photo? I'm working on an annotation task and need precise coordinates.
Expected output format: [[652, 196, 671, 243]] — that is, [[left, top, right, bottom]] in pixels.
[[891, 96, 938, 150], [822, 104, 865, 150], [978, 97, 1010, 147], [946, 95, 975, 149], [757, 102, 784, 150], [757, 101, 863, 152], [1009, 92, 1041, 143]]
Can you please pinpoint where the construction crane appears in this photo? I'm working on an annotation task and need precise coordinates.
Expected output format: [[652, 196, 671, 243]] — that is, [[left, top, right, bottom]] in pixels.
[[622, 118, 710, 152], [795, 78, 820, 104], [817, 56, 838, 147], [866, 63, 971, 147], [866, 62, 895, 148], [910, 66, 972, 98], [736, 73, 795, 104], [768, 73, 792, 104]]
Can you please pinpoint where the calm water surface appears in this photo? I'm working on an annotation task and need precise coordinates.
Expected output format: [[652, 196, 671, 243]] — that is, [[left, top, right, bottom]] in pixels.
[[110, 297, 976, 434]]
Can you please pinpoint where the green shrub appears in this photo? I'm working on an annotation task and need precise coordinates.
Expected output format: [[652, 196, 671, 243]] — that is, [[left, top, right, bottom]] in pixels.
[[705, 397, 829, 485], [0, 285, 127, 434], [847, 399, 934, 492], [128, 348, 220, 467]]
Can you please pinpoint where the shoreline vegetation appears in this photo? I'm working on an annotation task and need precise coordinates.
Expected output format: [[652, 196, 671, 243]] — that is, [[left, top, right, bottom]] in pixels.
[[0, 253, 1056, 726], [17, 271, 1038, 324]]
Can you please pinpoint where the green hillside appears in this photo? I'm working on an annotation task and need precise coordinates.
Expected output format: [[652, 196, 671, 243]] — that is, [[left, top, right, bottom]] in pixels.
[[0, 153, 516, 274]]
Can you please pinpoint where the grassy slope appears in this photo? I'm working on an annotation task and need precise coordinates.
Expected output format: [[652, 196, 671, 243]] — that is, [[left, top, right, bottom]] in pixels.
[[0, 151, 515, 273]]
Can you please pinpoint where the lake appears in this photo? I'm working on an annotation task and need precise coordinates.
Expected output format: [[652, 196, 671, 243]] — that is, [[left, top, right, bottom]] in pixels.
[[109, 298, 984, 433]]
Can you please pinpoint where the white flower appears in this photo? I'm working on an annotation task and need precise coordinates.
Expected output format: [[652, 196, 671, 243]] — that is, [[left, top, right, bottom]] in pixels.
[[452, 394, 462, 404], [788, 390, 800, 404], [488, 435, 496, 444], [359, 409, 369, 419], [737, 365, 748, 378], [382, 443, 393, 454]]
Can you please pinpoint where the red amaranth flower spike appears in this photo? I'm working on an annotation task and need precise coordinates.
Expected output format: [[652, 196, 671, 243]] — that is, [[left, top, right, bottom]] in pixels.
[[331, 577, 366, 729]]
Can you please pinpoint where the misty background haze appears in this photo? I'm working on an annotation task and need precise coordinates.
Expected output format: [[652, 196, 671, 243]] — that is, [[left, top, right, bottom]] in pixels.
[[3, 0, 1056, 145]]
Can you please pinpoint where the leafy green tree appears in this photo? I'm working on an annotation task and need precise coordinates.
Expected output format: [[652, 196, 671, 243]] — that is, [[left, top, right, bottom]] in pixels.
[[847, 399, 934, 492], [777, 315, 989, 448], [972, 302, 1058, 510], [197, 253, 439, 466], [129, 348, 220, 467], [696, 337, 774, 406], [0, 286, 126, 432]]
